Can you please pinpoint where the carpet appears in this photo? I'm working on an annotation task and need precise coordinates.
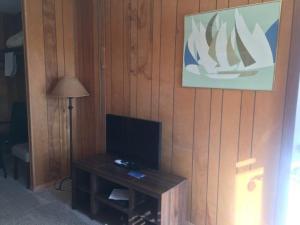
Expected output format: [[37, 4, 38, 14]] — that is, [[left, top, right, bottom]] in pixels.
[[0, 175, 102, 225]]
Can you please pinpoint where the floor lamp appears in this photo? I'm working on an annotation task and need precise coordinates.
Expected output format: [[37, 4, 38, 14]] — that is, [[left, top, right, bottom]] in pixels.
[[50, 76, 89, 191]]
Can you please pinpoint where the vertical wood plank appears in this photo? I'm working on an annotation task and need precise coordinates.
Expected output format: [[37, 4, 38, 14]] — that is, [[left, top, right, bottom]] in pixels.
[[55, 0, 68, 177], [201, 1, 220, 225], [43, 0, 61, 180], [213, 0, 243, 224], [62, 0, 76, 78], [23, 0, 50, 187], [172, 0, 200, 222], [129, 0, 138, 117], [62, 0, 76, 174], [236, 0, 259, 173], [158, 0, 178, 172], [191, 0, 215, 224], [136, 0, 153, 119], [123, 0, 131, 116], [92, 0, 102, 152], [98, 0, 107, 152], [192, 89, 211, 225], [217, 91, 241, 225], [207, 90, 223, 225], [111, 0, 124, 115], [105, 0, 112, 114], [74, 0, 98, 158], [150, 0, 161, 121], [237, 91, 255, 170]]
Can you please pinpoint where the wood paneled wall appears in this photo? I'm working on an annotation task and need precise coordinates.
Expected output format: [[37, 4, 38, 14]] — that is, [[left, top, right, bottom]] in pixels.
[[22, 0, 300, 224], [23, 0, 75, 188], [72, 0, 105, 160], [72, 0, 298, 224]]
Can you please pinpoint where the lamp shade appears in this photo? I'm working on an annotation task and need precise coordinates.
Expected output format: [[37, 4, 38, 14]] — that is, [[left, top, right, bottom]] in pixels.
[[50, 76, 89, 98]]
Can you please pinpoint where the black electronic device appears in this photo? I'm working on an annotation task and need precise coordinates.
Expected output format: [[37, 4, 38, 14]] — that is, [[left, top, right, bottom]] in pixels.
[[106, 114, 161, 170]]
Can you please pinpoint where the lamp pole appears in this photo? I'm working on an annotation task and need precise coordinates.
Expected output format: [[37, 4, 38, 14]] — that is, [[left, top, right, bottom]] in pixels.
[[49, 76, 89, 191], [56, 97, 74, 191], [68, 97, 73, 175]]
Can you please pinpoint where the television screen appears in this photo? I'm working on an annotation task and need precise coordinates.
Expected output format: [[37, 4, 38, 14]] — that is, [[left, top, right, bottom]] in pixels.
[[106, 114, 161, 170]]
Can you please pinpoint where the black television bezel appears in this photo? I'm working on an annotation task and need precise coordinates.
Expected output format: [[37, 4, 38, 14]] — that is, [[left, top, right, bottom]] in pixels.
[[106, 114, 162, 170]]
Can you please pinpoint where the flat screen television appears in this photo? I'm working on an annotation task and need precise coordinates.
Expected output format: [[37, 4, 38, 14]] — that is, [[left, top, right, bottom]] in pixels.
[[106, 114, 162, 170]]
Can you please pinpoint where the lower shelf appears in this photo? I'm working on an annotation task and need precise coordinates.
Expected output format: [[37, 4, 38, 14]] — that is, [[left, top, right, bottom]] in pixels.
[[94, 204, 128, 225], [132, 200, 159, 225], [73, 190, 91, 212], [95, 194, 129, 214]]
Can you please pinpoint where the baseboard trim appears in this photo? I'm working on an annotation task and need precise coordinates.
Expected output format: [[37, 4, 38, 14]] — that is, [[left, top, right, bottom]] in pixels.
[[33, 178, 63, 192]]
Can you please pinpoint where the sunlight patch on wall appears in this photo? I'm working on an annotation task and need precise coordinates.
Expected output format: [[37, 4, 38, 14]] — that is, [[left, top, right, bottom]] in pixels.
[[235, 159, 264, 225]]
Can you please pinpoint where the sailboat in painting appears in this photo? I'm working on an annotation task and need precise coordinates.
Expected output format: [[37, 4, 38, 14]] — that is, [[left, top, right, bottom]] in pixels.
[[184, 9, 279, 79]]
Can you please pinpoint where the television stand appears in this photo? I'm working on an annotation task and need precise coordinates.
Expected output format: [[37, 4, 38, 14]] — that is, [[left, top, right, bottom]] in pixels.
[[113, 159, 140, 170], [72, 154, 187, 225]]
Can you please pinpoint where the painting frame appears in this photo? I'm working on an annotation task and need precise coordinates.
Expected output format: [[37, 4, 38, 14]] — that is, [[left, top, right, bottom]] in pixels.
[[182, 1, 282, 91]]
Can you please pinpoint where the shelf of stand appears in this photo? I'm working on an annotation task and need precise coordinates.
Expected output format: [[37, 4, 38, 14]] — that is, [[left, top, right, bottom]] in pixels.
[[132, 192, 159, 224], [76, 185, 90, 194], [72, 189, 91, 214], [135, 203, 158, 222], [72, 154, 187, 225], [95, 194, 130, 214], [93, 203, 128, 225], [73, 168, 90, 193]]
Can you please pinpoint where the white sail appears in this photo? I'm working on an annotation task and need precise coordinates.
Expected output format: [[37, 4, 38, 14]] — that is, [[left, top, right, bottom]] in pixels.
[[185, 10, 273, 79], [194, 22, 218, 73], [235, 9, 274, 70], [215, 23, 229, 68], [231, 29, 241, 60], [250, 24, 274, 68], [214, 22, 237, 71], [215, 14, 220, 31], [188, 19, 198, 60]]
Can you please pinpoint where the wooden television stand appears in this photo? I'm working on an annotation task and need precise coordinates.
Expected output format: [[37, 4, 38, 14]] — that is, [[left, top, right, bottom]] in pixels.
[[72, 154, 187, 225]]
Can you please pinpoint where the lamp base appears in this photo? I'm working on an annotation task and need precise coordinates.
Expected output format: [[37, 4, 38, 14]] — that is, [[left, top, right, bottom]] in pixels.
[[56, 177, 72, 191]]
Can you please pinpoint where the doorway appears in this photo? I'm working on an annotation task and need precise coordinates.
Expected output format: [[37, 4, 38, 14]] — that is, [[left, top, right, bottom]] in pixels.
[[0, 0, 30, 188], [286, 78, 300, 225]]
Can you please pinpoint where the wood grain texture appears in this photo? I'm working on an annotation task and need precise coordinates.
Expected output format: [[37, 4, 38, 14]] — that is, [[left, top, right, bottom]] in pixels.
[[93, 0, 297, 224], [24, 0, 49, 188], [110, 0, 125, 115], [123, 0, 131, 116], [73, 0, 105, 161], [43, 0, 62, 180], [172, 0, 200, 221], [24, 0, 297, 223], [23, 0, 75, 188], [136, 0, 153, 119], [150, 0, 161, 121], [129, 0, 138, 117], [161, 181, 188, 225], [158, 0, 178, 172], [104, 0, 112, 114]]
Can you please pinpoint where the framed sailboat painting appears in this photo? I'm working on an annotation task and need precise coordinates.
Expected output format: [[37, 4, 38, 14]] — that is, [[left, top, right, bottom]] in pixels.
[[182, 1, 281, 90]]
